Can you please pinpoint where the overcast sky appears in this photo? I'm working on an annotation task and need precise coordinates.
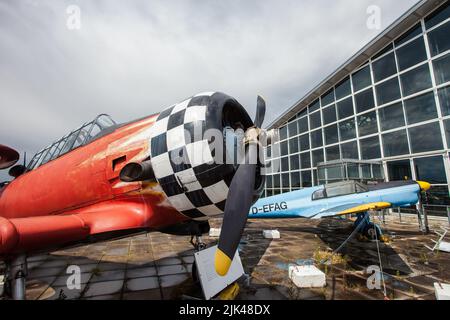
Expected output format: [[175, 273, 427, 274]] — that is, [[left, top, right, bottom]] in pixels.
[[0, 0, 418, 181]]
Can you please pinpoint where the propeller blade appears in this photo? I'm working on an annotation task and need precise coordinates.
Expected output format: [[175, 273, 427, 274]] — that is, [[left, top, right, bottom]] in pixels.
[[254, 96, 266, 128], [215, 144, 257, 276]]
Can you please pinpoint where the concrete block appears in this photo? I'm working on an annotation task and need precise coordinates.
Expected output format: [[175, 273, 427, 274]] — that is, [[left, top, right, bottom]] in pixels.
[[209, 228, 221, 238], [438, 242, 450, 253], [434, 283, 450, 300], [263, 230, 281, 239], [289, 265, 326, 288]]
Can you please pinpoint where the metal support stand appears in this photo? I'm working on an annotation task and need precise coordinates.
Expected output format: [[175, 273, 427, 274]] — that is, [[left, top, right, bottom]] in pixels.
[[447, 206, 450, 227], [417, 204, 429, 234], [9, 254, 27, 300]]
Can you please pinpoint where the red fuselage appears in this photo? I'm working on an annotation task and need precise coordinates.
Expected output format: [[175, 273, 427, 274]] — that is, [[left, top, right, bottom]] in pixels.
[[0, 114, 188, 257]]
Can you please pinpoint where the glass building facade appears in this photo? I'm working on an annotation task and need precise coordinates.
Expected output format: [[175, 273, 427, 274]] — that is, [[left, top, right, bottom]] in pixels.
[[264, 1, 450, 209]]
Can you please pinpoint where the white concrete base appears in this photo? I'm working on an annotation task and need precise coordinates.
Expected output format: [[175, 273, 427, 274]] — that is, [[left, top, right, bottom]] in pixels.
[[289, 265, 326, 288], [434, 283, 450, 300], [209, 228, 221, 238], [438, 242, 450, 253], [263, 230, 281, 239]]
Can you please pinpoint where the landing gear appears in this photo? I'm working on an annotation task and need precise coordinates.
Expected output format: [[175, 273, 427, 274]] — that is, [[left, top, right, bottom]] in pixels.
[[190, 235, 206, 283], [354, 213, 383, 241], [2, 254, 28, 300], [190, 235, 206, 252]]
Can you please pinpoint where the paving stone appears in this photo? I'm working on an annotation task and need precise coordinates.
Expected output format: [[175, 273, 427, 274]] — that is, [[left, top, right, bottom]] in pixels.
[[83, 280, 124, 298], [91, 270, 125, 283], [160, 274, 189, 288], [126, 267, 157, 278], [126, 277, 159, 291], [29, 267, 64, 278], [156, 257, 182, 266], [157, 265, 187, 276]]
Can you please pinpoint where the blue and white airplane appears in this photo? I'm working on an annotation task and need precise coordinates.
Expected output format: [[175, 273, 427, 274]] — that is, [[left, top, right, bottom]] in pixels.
[[248, 180, 430, 237]]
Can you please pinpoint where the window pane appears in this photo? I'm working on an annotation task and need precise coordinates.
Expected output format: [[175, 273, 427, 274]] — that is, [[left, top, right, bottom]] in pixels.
[[337, 97, 354, 120], [360, 136, 381, 160], [388, 160, 412, 181], [290, 154, 300, 170], [352, 65, 372, 92], [441, 86, 450, 116], [376, 77, 401, 105], [309, 111, 322, 130], [291, 172, 301, 188], [310, 129, 323, 149], [433, 53, 450, 85], [339, 118, 356, 141], [302, 171, 312, 188], [266, 175, 273, 188], [300, 152, 311, 169], [341, 141, 358, 159], [299, 134, 310, 151], [312, 149, 324, 166], [355, 88, 375, 113], [373, 52, 397, 82], [444, 119, 450, 148], [281, 141, 288, 156], [309, 99, 320, 113], [414, 156, 447, 184], [298, 108, 308, 118], [273, 174, 280, 188], [382, 130, 410, 157], [395, 23, 422, 47], [358, 111, 378, 137], [281, 157, 289, 172], [396, 37, 427, 71], [288, 121, 298, 137], [298, 117, 309, 134], [379, 102, 406, 131], [409, 122, 443, 153], [335, 77, 351, 100], [282, 173, 290, 188], [400, 64, 433, 97], [323, 105, 337, 125], [326, 146, 340, 161], [324, 124, 339, 145], [321, 90, 334, 107], [404, 92, 438, 125], [428, 21, 450, 56], [289, 137, 299, 154], [425, 2, 450, 29], [280, 126, 288, 141]]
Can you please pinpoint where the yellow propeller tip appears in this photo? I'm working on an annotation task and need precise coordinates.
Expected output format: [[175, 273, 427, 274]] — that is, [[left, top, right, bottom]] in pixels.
[[215, 249, 232, 277], [417, 181, 431, 191]]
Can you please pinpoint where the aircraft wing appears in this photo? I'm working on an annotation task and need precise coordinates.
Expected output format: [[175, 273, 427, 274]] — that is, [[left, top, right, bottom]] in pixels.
[[0, 199, 157, 256], [312, 202, 392, 219]]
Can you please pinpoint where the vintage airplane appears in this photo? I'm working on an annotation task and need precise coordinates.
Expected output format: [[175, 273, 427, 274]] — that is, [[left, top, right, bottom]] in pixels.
[[0, 92, 268, 300], [248, 179, 431, 237]]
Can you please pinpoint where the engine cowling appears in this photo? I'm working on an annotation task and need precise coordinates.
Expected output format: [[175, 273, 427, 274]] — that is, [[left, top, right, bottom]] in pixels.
[[147, 92, 265, 220]]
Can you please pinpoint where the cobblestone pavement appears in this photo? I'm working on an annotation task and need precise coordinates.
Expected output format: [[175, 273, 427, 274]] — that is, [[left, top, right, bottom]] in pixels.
[[2, 215, 449, 300]]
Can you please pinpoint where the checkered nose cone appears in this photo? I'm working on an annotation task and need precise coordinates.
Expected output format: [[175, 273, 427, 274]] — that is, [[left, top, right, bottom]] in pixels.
[[148, 92, 254, 221]]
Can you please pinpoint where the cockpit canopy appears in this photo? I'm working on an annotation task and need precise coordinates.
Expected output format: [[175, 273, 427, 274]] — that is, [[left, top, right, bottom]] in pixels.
[[27, 115, 116, 171], [312, 180, 368, 201]]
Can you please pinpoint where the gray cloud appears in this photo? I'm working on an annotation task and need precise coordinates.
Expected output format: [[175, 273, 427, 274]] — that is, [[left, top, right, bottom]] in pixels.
[[0, 0, 417, 181]]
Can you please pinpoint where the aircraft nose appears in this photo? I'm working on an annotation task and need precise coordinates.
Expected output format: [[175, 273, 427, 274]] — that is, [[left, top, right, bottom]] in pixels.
[[417, 181, 431, 191]]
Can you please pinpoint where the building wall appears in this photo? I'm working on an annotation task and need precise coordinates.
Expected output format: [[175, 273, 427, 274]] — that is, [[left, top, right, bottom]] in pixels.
[[265, 1, 450, 209]]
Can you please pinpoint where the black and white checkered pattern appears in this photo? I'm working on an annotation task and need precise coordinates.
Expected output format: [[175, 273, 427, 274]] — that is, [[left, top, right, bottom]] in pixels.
[[149, 92, 232, 220]]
